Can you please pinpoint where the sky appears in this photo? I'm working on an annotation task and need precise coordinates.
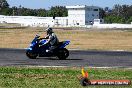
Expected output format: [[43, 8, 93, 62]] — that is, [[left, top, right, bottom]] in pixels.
[[7, 0, 132, 9]]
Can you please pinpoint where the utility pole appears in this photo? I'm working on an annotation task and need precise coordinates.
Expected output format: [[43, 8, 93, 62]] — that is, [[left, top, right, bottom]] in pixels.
[[13, 9, 15, 16]]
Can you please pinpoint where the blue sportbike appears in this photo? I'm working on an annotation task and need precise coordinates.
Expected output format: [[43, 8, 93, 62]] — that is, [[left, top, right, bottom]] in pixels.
[[26, 35, 70, 60]]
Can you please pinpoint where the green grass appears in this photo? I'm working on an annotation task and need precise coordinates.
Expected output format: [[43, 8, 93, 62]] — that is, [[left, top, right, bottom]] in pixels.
[[0, 67, 131, 88]]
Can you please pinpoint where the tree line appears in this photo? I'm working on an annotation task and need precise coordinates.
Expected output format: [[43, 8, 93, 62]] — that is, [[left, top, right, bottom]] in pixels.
[[104, 4, 132, 24], [0, 0, 132, 23], [0, 0, 67, 17]]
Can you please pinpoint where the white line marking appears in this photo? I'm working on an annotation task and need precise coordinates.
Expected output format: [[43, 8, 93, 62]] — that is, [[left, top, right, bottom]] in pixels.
[[22, 65, 132, 69]]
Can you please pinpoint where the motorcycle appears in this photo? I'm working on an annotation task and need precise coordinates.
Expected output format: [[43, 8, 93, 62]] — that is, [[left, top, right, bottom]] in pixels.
[[26, 35, 70, 60]]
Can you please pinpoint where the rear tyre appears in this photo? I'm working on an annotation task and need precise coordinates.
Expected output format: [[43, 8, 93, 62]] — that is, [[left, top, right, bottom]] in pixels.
[[26, 51, 38, 59], [57, 48, 69, 60]]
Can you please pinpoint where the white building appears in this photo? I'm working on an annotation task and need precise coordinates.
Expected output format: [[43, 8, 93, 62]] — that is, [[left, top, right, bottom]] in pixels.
[[66, 5, 100, 26], [0, 5, 101, 27]]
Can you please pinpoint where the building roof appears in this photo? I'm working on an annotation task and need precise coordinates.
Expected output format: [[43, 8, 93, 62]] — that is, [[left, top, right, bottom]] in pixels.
[[66, 5, 100, 9], [66, 5, 86, 9]]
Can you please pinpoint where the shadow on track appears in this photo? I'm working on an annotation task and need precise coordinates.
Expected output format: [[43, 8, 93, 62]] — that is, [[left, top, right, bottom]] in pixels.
[[36, 57, 83, 60]]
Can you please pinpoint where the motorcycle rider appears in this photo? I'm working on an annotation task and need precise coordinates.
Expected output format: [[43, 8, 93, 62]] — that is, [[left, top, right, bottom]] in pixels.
[[39, 27, 59, 52]]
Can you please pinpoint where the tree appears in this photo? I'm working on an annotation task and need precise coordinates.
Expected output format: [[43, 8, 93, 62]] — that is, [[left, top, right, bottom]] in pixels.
[[104, 15, 125, 23], [48, 6, 67, 17], [0, 0, 9, 9], [36, 9, 47, 17], [0, 0, 9, 14], [120, 5, 129, 20], [104, 4, 132, 23], [126, 16, 132, 24], [12, 6, 18, 15], [1, 8, 12, 15], [99, 8, 105, 18], [0, 0, 68, 17], [112, 4, 121, 16]]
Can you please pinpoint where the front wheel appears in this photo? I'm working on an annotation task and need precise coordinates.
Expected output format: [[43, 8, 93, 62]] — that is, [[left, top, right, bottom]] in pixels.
[[57, 48, 69, 60], [26, 51, 38, 59]]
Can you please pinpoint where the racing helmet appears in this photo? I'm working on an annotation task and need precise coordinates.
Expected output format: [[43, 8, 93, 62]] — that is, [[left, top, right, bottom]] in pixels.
[[46, 28, 53, 34]]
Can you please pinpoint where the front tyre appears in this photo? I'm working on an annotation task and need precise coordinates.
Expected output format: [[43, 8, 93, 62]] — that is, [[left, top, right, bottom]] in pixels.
[[26, 51, 38, 59], [57, 48, 69, 60]]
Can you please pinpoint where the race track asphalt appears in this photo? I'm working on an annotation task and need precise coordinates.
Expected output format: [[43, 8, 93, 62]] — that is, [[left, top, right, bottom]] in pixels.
[[0, 48, 132, 67]]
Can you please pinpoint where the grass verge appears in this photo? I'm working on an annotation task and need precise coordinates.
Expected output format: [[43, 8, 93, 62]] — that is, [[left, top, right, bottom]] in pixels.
[[0, 67, 131, 88]]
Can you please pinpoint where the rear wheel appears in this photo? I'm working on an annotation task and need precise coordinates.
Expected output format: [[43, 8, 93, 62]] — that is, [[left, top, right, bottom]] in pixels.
[[57, 48, 69, 60], [26, 51, 38, 59]]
